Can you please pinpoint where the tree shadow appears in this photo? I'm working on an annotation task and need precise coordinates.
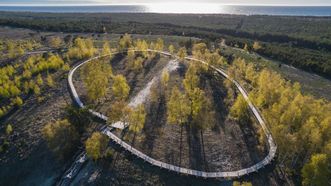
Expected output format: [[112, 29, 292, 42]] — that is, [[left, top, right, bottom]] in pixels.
[[107, 140, 222, 186], [143, 54, 160, 77], [110, 53, 125, 72], [200, 72, 228, 133], [187, 125, 204, 171], [177, 62, 187, 78], [237, 117, 266, 168], [141, 96, 167, 156]]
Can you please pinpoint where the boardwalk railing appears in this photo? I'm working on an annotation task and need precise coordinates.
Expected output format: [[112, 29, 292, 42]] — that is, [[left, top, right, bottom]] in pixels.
[[67, 49, 277, 179]]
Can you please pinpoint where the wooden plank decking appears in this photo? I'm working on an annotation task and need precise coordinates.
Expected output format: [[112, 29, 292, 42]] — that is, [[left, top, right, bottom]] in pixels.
[[67, 49, 277, 179]]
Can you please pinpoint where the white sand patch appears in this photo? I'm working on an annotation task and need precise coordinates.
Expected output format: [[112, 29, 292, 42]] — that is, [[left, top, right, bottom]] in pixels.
[[111, 59, 179, 129]]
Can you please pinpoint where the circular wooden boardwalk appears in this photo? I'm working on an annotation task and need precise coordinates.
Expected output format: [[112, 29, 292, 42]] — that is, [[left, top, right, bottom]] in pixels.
[[67, 49, 277, 179]]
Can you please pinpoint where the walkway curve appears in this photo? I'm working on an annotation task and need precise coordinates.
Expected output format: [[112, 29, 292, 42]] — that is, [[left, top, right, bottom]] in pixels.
[[67, 49, 277, 179]]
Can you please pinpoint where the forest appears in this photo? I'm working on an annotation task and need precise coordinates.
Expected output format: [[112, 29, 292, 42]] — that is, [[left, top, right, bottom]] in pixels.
[[0, 24, 330, 185], [46, 36, 331, 185], [0, 12, 331, 78]]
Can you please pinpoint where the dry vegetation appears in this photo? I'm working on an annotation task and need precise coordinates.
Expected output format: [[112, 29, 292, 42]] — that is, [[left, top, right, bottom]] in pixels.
[[0, 29, 330, 186]]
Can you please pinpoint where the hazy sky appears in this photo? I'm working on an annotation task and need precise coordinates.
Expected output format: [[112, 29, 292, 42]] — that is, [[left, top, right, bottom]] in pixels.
[[1, 0, 330, 6]]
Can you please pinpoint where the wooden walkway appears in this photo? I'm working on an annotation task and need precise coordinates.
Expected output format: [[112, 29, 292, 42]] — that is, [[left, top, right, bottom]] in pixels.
[[67, 49, 277, 179]]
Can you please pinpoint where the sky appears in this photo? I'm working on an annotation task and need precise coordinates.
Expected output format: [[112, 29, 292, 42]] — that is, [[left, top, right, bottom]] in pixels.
[[0, 0, 330, 6]]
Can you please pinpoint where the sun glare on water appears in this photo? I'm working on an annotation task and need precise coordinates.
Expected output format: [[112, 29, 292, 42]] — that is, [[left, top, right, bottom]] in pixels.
[[146, 3, 223, 14]]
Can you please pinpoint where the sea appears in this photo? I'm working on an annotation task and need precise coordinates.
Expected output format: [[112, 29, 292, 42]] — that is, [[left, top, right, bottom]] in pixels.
[[0, 5, 330, 16]]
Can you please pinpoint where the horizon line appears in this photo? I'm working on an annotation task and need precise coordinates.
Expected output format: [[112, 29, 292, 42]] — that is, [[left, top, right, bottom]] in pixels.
[[1, 3, 331, 7]]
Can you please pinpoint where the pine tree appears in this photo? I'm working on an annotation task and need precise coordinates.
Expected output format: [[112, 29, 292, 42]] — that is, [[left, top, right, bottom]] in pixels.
[[67, 37, 96, 59], [36, 74, 43, 86], [112, 75, 130, 101], [6, 124, 13, 135], [107, 100, 131, 125], [17, 45, 24, 56], [7, 40, 16, 58], [135, 39, 149, 57], [25, 40, 34, 51], [168, 44, 175, 55], [33, 84, 41, 95], [183, 63, 199, 95], [49, 37, 62, 48], [207, 50, 227, 67], [0, 108, 4, 117], [85, 132, 109, 161], [101, 40, 112, 57], [230, 95, 249, 123], [85, 38, 97, 58], [22, 70, 32, 79], [243, 43, 249, 52], [167, 86, 190, 126], [9, 84, 21, 97], [46, 74, 55, 87], [190, 88, 206, 120], [119, 33, 132, 51], [253, 41, 262, 51], [14, 97, 23, 106], [302, 153, 330, 186], [127, 49, 135, 65], [128, 104, 146, 133], [131, 57, 144, 72], [192, 43, 208, 59], [155, 38, 164, 51], [177, 47, 187, 61], [82, 60, 112, 102], [233, 181, 252, 186], [62, 64, 70, 71], [167, 86, 190, 166], [161, 70, 169, 92], [42, 119, 78, 159]]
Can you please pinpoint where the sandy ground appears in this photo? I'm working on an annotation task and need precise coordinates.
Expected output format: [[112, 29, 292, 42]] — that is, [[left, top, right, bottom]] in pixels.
[[0, 69, 74, 186], [74, 53, 267, 172], [0, 26, 289, 185], [71, 59, 283, 186], [114, 68, 268, 172]]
